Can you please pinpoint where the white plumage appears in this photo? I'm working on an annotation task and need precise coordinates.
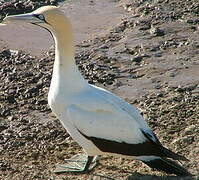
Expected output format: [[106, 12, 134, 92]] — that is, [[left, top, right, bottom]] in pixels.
[[48, 47, 150, 155]]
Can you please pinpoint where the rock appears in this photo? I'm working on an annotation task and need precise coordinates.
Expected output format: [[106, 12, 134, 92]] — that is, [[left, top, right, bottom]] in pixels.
[[6, 94, 15, 103], [150, 27, 165, 36], [131, 55, 143, 63], [31, 151, 40, 159], [185, 125, 199, 135], [0, 49, 11, 59], [1, 109, 11, 117], [0, 124, 8, 132]]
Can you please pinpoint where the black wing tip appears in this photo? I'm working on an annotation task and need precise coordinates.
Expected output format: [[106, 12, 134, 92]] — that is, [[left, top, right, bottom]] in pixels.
[[162, 147, 189, 161], [141, 158, 192, 177], [141, 129, 189, 161]]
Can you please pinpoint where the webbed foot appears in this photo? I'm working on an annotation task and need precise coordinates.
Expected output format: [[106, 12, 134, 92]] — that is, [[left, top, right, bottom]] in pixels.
[[54, 154, 99, 173]]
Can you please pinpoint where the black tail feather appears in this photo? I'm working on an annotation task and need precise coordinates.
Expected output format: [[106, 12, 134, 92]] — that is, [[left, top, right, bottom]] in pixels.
[[141, 129, 188, 161], [161, 146, 189, 161], [141, 157, 192, 176]]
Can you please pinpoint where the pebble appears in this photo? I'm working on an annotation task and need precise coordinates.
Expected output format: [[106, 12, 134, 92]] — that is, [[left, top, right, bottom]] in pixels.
[[150, 27, 165, 36], [185, 125, 198, 135]]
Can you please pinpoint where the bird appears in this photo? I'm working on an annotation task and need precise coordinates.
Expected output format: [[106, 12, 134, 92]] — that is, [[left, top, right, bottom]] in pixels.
[[2, 6, 192, 176]]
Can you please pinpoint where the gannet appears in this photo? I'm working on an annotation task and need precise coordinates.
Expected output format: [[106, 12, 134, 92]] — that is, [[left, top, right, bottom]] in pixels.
[[2, 6, 192, 176]]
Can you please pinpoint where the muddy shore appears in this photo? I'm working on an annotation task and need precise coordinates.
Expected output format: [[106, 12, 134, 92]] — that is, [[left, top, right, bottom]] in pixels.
[[0, 0, 198, 179]]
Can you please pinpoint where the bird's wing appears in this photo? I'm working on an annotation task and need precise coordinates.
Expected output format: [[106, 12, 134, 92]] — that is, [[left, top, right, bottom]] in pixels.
[[89, 85, 161, 144], [65, 87, 186, 159], [66, 86, 156, 145], [90, 85, 148, 127], [67, 101, 161, 156], [67, 102, 145, 145]]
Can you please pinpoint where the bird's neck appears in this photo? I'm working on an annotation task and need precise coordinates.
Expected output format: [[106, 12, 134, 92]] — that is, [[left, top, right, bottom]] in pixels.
[[50, 24, 87, 93], [53, 24, 75, 67]]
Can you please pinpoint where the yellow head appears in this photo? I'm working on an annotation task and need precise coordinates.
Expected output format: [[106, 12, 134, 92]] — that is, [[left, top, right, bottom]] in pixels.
[[3, 6, 75, 58], [3, 6, 72, 34]]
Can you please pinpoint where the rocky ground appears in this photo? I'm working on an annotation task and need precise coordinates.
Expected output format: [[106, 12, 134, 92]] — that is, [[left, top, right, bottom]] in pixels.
[[0, 0, 199, 179]]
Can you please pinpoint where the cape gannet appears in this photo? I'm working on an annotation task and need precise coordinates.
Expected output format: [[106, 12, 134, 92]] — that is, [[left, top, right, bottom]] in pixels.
[[2, 6, 192, 176]]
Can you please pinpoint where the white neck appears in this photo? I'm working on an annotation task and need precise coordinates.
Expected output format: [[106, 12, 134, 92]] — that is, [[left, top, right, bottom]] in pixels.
[[49, 23, 88, 95]]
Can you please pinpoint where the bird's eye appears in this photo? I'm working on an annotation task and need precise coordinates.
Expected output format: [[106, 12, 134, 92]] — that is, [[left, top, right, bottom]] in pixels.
[[34, 14, 45, 21]]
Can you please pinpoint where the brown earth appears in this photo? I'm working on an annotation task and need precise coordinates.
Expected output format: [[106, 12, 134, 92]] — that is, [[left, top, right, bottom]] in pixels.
[[0, 0, 199, 179]]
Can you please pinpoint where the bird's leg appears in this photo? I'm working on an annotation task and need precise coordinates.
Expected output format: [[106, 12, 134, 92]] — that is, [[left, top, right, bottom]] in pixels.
[[54, 154, 99, 173], [82, 155, 94, 172]]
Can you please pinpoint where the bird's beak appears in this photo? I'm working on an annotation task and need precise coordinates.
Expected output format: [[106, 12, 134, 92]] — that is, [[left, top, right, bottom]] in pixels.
[[2, 13, 44, 24]]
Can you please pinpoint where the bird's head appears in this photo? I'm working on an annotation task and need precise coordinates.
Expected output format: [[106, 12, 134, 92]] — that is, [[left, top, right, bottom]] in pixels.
[[2, 6, 71, 34], [2, 6, 75, 59], [2, 5, 75, 57]]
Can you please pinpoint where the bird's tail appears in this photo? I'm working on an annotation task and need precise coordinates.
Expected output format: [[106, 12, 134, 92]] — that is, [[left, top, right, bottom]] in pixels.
[[139, 156, 192, 176]]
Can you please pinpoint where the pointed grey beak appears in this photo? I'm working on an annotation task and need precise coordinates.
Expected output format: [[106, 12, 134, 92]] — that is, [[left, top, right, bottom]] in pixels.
[[2, 13, 44, 24]]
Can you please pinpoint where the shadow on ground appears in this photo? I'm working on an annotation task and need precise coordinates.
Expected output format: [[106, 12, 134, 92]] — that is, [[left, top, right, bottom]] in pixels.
[[126, 172, 196, 180]]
